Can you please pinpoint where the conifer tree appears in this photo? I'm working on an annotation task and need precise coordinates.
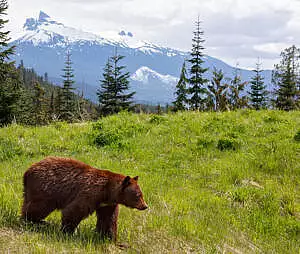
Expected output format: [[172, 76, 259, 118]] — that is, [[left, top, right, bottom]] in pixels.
[[98, 53, 135, 116], [156, 104, 162, 115], [44, 72, 48, 83], [17, 60, 26, 83], [14, 86, 33, 125], [61, 50, 76, 121], [173, 61, 188, 111], [207, 68, 230, 111], [187, 17, 209, 111], [0, 0, 21, 125], [32, 80, 47, 124], [111, 54, 135, 111], [97, 57, 114, 115], [272, 45, 300, 110], [49, 90, 55, 116], [248, 61, 268, 110]]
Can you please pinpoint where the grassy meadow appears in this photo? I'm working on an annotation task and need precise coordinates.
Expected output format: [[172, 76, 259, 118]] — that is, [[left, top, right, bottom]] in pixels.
[[0, 110, 299, 253]]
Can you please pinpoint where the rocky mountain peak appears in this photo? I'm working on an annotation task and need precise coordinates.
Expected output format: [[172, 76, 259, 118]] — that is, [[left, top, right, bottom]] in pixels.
[[23, 11, 61, 31]]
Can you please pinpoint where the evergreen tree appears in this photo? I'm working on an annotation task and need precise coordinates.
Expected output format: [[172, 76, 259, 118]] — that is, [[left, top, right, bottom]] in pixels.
[[248, 61, 268, 110], [207, 68, 230, 111], [111, 54, 135, 111], [272, 45, 300, 110], [32, 80, 47, 124], [49, 89, 55, 119], [156, 104, 162, 115], [44, 72, 48, 83], [98, 53, 135, 116], [54, 87, 63, 118], [61, 50, 76, 121], [173, 61, 188, 111], [17, 60, 26, 83], [97, 57, 115, 115], [187, 17, 209, 111], [14, 86, 33, 125], [0, 0, 21, 125]]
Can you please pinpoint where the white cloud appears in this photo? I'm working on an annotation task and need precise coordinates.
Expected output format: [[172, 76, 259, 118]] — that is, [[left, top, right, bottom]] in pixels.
[[6, 0, 300, 69]]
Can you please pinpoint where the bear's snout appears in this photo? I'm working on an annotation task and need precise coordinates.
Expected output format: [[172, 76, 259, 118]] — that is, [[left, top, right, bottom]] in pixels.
[[138, 200, 148, 210], [139, 204, 148, 210]]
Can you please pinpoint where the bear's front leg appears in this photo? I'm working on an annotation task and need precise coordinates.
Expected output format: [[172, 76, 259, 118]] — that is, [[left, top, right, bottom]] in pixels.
[[96, 204, 119, 241]]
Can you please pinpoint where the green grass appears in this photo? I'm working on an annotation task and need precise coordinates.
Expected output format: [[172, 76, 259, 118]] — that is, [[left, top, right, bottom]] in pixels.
[[0, 110, 299, 253]]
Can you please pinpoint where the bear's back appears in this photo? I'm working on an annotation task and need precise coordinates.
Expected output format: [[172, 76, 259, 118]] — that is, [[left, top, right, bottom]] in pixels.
[[24, 157, 109, 207]]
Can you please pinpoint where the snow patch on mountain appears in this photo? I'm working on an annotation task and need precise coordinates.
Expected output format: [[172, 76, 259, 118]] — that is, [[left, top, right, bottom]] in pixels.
[[131, 66, 178, 85]]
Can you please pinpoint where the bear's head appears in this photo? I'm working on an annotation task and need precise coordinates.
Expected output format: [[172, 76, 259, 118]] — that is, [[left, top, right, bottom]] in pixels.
[[118, 176, 148, 210]]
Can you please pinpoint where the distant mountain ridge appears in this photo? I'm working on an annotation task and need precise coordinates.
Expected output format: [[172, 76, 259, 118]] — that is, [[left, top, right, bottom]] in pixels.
[[11, 11, 273, 104]]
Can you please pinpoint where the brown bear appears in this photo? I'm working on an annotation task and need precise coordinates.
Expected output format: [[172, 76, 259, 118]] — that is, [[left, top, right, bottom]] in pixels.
[[21, 157, 147, 241]]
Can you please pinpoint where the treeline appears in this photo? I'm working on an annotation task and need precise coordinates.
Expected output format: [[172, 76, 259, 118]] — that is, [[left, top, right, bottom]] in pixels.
[[0, 1, 161, 125], [1, 1, 299, 126], [172, 18, 300, 112], [1, 58, 99, 125], [0, 1, 100, 125]]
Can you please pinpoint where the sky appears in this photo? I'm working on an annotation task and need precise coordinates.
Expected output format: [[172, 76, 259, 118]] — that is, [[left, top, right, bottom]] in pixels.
[[6, 0, 300, 69]]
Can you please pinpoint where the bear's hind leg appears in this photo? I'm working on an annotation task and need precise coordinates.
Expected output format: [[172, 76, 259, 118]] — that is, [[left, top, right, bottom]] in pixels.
[[61, 202, 91, 234], [96, 204, 119, 242], [22, 199, 55, 223]]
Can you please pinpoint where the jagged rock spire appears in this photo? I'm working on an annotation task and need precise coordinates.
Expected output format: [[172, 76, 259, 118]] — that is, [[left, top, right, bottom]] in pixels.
[[38, 11, 51, 22]]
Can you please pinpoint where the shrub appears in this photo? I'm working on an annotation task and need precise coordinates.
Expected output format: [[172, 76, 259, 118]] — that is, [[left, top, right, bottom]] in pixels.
[[149, 115, 165, 124], [196, 138, 214, 149], [94, 131, 120, 147], [91, 115, 147, 149], [294, 130, 300, 142], [217, 138, 238, 151]]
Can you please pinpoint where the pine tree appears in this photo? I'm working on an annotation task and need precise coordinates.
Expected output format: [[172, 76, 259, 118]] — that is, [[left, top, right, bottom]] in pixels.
[[49, 89, 55, 119], [173, 61, 188, 111], [207, 68, 230, 111], [61, 50, 76, 121], [17, 60, 26, 83], [98, 53, 135, 116], [272, 45, 300, 110], [14, 86, 33, 125], [112, 54, 135, 111], [248, 61, 268, 110], [54, 87, 63, 118], [156, 104, 162, 115], [44, 72, 48, 83], [187, 17, 209, 111], [97, 57, 115, 115], [32, 80, 47, 124], [0, 0, 21, 125]]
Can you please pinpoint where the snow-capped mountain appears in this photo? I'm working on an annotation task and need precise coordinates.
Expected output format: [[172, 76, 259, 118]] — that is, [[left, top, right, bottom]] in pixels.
[[11, 11, 272, 104], [131, 66, 179, 103]]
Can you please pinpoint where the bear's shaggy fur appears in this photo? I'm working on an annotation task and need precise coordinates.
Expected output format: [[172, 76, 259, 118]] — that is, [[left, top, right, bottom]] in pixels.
[[21, 157, 147, 241]]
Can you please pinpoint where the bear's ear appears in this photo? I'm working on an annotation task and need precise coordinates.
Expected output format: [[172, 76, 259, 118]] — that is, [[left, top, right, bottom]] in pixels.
[[122, 176, 131, 188], [133, 176, 139, 181]]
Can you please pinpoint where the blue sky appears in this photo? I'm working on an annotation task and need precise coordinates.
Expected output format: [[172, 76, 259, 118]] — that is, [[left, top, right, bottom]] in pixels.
[[7, 0, 300, 69]]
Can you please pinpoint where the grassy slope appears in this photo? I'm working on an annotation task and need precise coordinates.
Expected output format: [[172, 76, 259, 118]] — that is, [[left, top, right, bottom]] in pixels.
[[0, 110, 299, 253]]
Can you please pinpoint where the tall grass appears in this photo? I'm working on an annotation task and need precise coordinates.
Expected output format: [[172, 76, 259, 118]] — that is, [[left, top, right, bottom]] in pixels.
[[0, 110, 299, 253]]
